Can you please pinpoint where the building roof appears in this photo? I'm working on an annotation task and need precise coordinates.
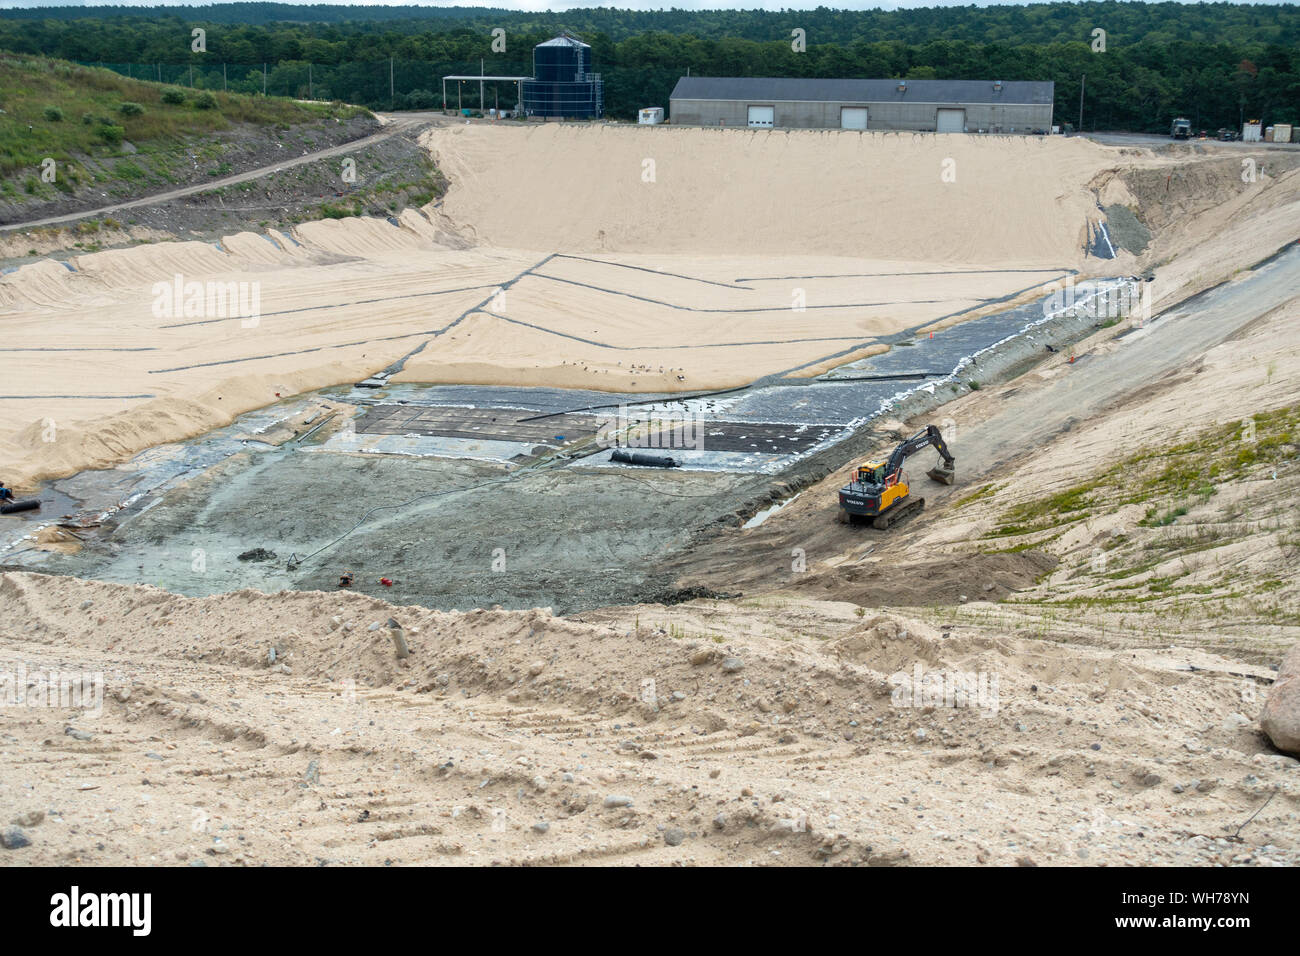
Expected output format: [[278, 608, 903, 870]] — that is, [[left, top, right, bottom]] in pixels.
[[537, 33, 590, 49], [669, 76, 1054, 106]]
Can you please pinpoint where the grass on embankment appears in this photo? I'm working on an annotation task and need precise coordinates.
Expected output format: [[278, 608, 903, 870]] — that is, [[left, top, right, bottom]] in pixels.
[[981, 405, 1298, 541], [0, 54, 369, 187], [966, 405, 1300, 634]]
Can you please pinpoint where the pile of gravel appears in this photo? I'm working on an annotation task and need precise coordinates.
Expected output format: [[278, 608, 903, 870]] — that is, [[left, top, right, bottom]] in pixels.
[[1103, 204, 1152, 255]]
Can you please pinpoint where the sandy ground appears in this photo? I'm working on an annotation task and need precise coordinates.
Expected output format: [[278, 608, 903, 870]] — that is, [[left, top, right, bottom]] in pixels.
[[426, 124, 1109, 263], [1, 571, 1295, 867], [2, 124, 1300, 868]]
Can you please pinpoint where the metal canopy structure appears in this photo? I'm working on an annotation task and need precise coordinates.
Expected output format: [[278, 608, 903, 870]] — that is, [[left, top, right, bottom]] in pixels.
[[441, 74, 529, 113]]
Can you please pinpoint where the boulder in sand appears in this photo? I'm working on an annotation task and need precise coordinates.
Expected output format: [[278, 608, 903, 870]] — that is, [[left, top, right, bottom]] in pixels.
[[1260, 644, 1300, 755]]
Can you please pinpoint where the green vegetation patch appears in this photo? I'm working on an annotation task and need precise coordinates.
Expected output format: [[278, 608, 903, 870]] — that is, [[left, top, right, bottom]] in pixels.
[[984, 404, 1299, 540], [0, 55, 368, 179]]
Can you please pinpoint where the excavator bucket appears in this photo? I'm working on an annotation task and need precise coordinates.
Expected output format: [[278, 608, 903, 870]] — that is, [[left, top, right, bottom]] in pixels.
[[927, 462, 956, 485]]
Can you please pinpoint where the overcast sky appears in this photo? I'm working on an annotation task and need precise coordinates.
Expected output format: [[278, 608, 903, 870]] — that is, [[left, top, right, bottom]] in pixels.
[[6, 0, 1291, 10]]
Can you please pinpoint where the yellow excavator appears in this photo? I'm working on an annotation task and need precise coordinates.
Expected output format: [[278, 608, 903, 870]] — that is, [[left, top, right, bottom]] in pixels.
[[836, 424, 955, 529]]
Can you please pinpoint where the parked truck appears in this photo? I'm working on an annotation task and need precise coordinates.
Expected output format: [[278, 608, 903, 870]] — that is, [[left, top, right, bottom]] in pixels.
[[1170, 117, 1192, 139]]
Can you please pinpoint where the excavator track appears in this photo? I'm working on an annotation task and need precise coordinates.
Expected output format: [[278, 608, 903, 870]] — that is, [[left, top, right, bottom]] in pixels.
[[871, 495, 925, 530]]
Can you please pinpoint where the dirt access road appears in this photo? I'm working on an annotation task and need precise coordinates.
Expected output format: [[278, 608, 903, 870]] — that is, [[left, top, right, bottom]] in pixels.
[[0, 113, 438, 232], [668, 241, 1300, 595]]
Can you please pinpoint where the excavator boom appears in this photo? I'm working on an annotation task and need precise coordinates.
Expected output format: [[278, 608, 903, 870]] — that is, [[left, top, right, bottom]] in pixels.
[[890, 424, 955, 484]]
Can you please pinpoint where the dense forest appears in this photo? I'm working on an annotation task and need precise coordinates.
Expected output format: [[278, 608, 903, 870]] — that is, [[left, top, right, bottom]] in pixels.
[[1, 3, 1296, 131]]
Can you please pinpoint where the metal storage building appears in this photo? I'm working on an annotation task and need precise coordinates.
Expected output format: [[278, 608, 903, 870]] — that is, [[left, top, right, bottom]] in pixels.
[[669, 77, 1054, 133], [521, 33, 604, 119]]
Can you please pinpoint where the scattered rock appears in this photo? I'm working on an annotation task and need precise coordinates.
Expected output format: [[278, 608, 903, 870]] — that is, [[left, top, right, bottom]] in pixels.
[[237, 548, 277, 562], [603, 795, 633, 808], [664, 827, 686, 847], [1, 826, 30, 850], [12, 811, 43, 828], [532, 821, 550, 834], [303, 760, 320, 787], [63, 726, 93, 742], [690, 649, 714, 666], [528, 660, 546, 677], [721, 657, 744, 673]]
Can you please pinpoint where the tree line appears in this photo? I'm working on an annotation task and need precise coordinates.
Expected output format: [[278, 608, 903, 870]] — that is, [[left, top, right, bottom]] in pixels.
[[0, 4, 1296, 131]]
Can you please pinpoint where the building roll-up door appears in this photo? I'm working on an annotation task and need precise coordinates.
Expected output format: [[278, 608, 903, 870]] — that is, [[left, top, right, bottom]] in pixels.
[[840, 107, 869, 130], [747, 105, 775, 128], [936, 108, 966, 133]]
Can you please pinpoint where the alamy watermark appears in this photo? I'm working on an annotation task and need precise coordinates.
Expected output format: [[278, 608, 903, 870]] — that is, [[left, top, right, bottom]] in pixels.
[[1043, 276, 1150, 325], [890, 663, 1000, 717], [151, 272, 261, 328], [0, 664, 104, 718], [595, 404, 706, 451]]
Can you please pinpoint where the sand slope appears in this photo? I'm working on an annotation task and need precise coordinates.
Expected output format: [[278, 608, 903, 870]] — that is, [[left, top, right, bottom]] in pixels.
[[426, 124, 1112, 264]]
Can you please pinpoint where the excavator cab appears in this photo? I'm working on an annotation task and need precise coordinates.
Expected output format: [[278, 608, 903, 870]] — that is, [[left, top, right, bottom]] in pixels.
[[856, 461, 888, 487]]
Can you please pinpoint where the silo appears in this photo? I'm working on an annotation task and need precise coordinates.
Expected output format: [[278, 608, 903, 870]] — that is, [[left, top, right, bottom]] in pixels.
[[522, 33, 604, 119], [533, 33, 590, 82]]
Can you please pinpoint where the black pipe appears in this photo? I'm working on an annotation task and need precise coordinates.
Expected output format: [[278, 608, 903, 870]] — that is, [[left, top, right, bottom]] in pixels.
[[611, 449, 679, 468], [1, 498, 40, 514]]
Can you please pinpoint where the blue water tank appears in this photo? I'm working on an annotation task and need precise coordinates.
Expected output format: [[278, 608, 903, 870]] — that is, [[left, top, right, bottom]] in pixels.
[[522, 33, 603, 119]]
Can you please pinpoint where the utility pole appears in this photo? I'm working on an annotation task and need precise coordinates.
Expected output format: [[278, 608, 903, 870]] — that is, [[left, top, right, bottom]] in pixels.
[[1078, 73, 1085, 131], [480, 57, 485, 113]]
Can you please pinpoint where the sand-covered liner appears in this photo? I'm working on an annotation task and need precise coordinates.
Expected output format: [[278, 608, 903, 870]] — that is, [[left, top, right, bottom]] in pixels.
[[2, 126, 1295, 488]]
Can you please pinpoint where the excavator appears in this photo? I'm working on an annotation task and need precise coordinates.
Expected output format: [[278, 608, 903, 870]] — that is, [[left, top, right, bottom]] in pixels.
[[836, 424, 955, 529]]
